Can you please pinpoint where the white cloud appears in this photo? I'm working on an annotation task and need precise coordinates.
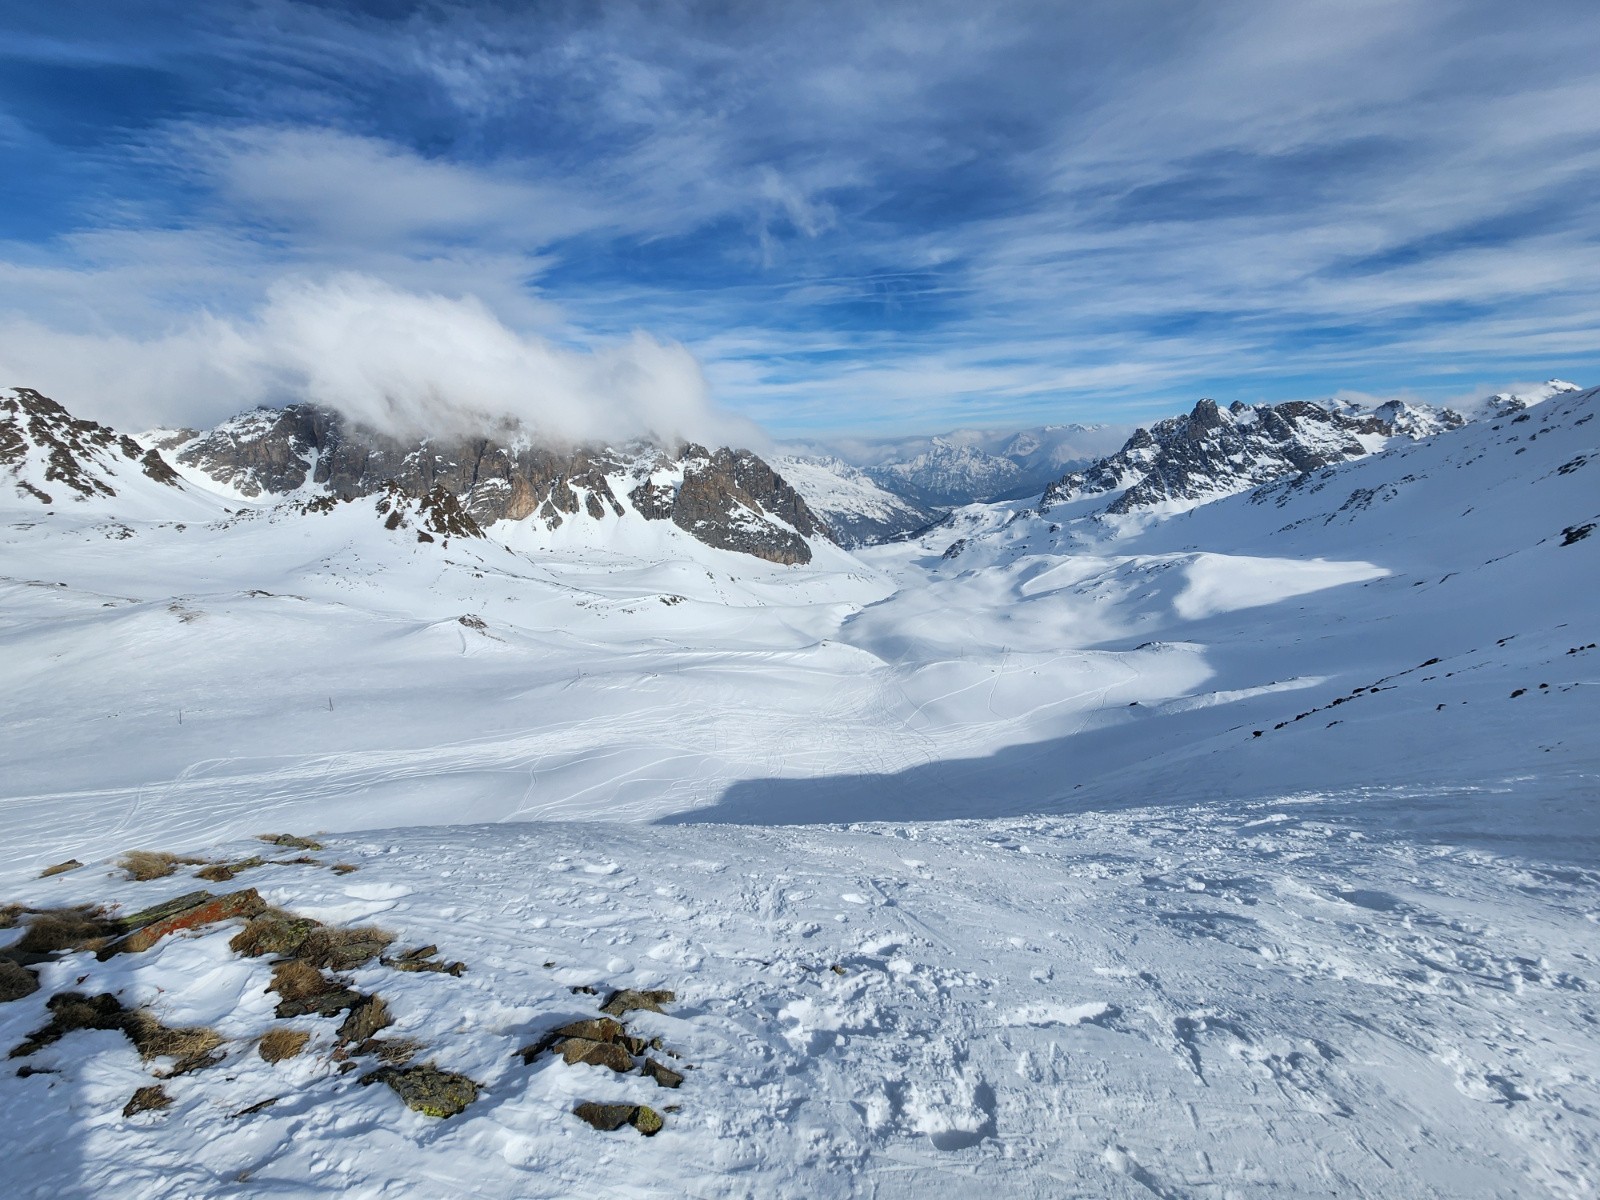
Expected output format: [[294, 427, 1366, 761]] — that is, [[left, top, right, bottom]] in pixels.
[[0, 274, 761, 448]]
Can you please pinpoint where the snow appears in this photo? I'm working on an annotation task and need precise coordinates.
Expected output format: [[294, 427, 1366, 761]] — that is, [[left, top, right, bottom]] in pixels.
[[1, 385, 1597, 1198]]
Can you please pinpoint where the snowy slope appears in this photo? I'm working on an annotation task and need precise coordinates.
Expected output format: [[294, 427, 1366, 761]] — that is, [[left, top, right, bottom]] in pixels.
[[0, 385, 1596, 1198]]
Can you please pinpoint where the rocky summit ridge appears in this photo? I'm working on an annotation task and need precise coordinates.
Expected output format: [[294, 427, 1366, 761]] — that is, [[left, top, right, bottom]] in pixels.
[[1041, 395, 1452, 517], [5, 392, 831, 565]]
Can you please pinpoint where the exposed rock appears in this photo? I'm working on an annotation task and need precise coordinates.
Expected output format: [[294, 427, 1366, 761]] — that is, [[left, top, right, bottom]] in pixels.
[[9, 992, 127, 1056], [381, 944, 466, 975], [641, 1057, 684, 1089], [559, 1037, 637, 1073], [123, 1085, 173, 1117], [631, 1105, 665, 1135], [1040, 397, 1391, 516], [38, 859, 82, 878], [295, 925, 394, 971], [10, 992, 223, 1073], [600, 988, 676, 1017], [337, 995, 393, 1045], [100, 888, 267, 958], [270, 960, 359, 1019], [230, 908, 321, 958], [573, 1101, 634, 1132], [572, 1102, 664, 1136], [0, 959, 40, 1002], [671, 446, 826, 564], [365, 1063, 479, 1118], [173, 401, 830, 562], [518, 1016, 624, 1064], [259, 834, 323, 851]]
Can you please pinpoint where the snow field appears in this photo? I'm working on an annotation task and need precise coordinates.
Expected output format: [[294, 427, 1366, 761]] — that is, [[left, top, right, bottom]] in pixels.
[[0, 384, 1596, 1196]]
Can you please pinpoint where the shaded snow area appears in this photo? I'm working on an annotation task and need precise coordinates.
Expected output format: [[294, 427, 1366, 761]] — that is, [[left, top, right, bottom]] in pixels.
[[2, 386, 1597, 1198]]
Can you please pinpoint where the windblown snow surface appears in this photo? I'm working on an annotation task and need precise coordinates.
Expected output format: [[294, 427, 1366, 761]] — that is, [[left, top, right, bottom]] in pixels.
[[1, 387, 1597, 1198]]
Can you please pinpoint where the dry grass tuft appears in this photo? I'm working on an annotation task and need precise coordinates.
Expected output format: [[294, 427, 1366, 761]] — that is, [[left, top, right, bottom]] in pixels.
[[258, 1028, 311, 1064], [39, 859, 82, 878], [268, 959, 333, 1004], [10, 992, 224, 1072], [0, 903, 28, 930], [196, 856, 264, 883], [269, 959, 359, 1018], [118, 851, 204, 881], [13, 906, 122, 955], [124, 1010, 225, 1072], [330, 863, 359, 875], [297, 925, 394, 971], [123, 1084, 173, 1117], [0, 958, 41, 1002], [9, 991, 127, 1057]]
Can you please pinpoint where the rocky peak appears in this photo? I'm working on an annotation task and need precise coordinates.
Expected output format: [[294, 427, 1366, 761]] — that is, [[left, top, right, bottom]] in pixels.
[[1039, 396, 1390, 516], [172, 403, 828, 565], [2, 387, 181, 506]]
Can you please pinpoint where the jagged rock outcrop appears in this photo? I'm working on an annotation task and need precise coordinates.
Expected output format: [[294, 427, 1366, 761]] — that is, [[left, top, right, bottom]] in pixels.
[[1040, 397, 1391, 516], [171, 403, 827, 564], [670, 446, 828, 565], [2, 388, 182, 505]]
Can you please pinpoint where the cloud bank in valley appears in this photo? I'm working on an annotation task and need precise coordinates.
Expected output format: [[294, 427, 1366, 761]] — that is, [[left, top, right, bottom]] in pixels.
[[0, 275, 762, 448]]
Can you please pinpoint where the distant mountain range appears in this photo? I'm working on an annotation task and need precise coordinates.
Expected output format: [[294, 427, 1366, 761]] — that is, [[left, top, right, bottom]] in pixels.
[[785, 423, 1131, 509], [4, 381, 1583, 562], [1038, 381, 1582, 520]]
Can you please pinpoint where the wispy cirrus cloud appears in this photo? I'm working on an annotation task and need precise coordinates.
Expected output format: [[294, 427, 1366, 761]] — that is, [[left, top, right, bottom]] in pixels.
[[0, 0, 1596, 439]]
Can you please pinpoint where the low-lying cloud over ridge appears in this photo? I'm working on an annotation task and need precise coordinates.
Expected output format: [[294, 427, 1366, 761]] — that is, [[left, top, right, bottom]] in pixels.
[[0, 274, 762, 448]]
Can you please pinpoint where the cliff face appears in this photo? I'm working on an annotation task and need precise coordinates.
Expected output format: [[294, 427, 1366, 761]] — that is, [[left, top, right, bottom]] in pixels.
[[670, 446, 829, 565], [172, 404, 829, 564], [1040, 398, 1392, 516]]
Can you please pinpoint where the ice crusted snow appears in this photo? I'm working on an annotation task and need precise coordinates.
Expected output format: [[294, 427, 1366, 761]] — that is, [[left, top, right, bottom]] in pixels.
[[1, 385, 1597, 1198]]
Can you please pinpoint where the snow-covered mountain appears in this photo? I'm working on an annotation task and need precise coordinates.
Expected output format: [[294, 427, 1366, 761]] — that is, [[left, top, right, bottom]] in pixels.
[[1463, 377, 1582, 419], [2, 387, 186, 508], [768, 453, 944, 547], [786, 422, 1130, 510], [1038, 397, 1390, 516], [1037, 381, 1582, 519], [142, 400, 835, 565]]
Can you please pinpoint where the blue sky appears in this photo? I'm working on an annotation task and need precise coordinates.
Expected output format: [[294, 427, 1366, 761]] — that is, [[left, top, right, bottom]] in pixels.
[[1, 0, 1598, 439]]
